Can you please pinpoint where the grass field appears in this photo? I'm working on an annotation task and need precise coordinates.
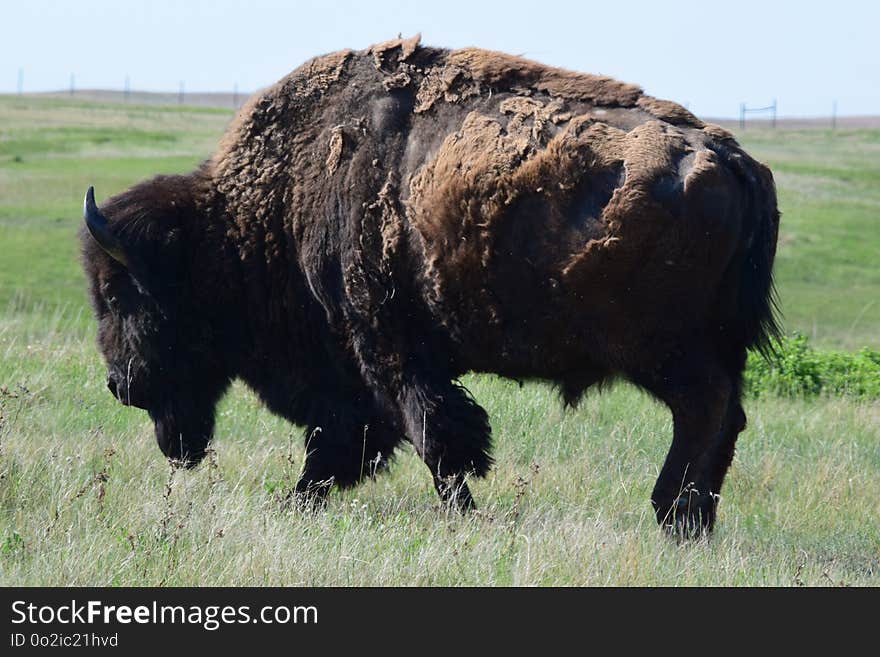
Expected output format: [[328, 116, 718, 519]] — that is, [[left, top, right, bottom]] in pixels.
[[1, 96, 878, 585]]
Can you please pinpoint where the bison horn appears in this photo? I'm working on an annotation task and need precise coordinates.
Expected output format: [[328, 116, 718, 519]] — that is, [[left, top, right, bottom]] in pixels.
[[83, 186, 128, 267]]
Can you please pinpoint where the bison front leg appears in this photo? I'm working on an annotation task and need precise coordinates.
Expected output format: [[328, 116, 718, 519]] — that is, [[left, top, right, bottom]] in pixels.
[[292, 395, 403, 509], [397, 375, 493, 512], [336, 280, 492, 511]]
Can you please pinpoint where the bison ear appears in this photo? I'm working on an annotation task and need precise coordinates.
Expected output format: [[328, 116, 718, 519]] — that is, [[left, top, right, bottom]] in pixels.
[[83, 186, 129, 268]]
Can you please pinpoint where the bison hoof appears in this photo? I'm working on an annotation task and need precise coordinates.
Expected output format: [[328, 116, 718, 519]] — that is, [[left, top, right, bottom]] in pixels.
[[433, 474, 476, 514], [168, 454, 203, 471], [287, 477, 334, 512], [653, 490, 718, 538]]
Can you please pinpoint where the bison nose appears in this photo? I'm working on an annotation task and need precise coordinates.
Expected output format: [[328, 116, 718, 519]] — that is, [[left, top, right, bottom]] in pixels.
[[107, 376, 119, 399]]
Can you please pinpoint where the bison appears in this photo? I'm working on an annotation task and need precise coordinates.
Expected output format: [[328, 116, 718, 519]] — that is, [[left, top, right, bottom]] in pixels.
[[81, 35, 779, 534]]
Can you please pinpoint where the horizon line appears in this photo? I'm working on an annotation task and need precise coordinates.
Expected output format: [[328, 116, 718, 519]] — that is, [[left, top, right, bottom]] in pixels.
[[2, 89, 877, 122]]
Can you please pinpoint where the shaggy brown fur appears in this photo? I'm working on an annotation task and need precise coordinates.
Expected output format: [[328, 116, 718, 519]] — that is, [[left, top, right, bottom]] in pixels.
[[81, 36, 779, 534]]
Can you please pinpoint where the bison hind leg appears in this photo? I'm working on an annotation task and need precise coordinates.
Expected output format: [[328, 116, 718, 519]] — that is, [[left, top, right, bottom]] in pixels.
[[629, 340, 747, 537]]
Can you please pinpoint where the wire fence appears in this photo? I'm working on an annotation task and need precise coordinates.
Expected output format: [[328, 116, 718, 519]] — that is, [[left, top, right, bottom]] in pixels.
[[13, 68, 248, 109], [740, 100, 777, 129], [10, 68, 854, 126]]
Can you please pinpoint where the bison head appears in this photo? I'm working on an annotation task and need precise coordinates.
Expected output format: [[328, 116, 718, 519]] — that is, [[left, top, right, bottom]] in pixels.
[[81, 179, 230, 467]]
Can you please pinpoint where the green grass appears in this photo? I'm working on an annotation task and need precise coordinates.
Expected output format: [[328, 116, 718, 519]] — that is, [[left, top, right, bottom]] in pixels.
[[0, 96, 878, 585], [0, 96, 230, 314], [1, 322, 877, 585], [735, 127, 880, 350]]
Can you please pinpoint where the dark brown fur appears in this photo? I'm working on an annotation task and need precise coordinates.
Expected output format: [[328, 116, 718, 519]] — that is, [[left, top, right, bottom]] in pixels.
[[81, 36, 780, 534]]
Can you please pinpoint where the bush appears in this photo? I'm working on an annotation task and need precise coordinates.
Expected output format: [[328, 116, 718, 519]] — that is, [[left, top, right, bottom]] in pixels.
[[744, 333, 880, 399]]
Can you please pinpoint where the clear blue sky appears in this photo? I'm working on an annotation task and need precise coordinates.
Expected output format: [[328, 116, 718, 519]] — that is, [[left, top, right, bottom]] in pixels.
[[2, 0, 877, 118]]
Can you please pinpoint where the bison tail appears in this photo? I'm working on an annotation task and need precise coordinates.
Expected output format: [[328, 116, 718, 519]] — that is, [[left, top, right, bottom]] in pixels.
[[726, 157, 782, 359]]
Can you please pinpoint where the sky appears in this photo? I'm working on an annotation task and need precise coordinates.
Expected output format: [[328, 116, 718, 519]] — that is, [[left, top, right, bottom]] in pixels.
[[1, 0, 877, 118]]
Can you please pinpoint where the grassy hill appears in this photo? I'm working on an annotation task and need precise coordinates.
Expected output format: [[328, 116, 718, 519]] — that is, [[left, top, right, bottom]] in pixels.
[[0, 95, 878, 585]]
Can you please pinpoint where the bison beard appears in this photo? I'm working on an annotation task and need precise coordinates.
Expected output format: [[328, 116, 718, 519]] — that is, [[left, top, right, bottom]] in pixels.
[[80, 36, 780, 536]]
